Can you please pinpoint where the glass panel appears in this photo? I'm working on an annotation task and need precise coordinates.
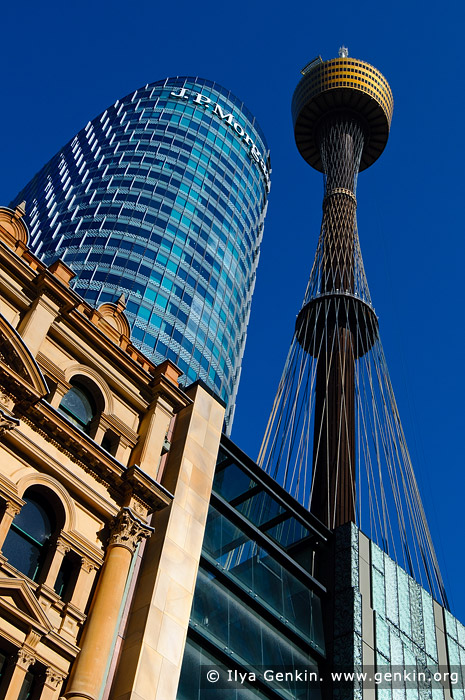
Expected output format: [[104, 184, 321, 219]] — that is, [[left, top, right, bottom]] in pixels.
[[409, 578, 425, 651], [2, 494, 53, 581], [236, 490, 286, 527], [2, 527, 41, 579], [385, 555, 399, 627], [13, 498, 53, 545], [375, 612, 390, 658], [403, 645, 419, 700], [390, 630, 403, 665], [444, 609, 458, 641], [177, 637, 265, 699], [376, 654, 392, 700], [0, 651, 7, 679], [421, 589, 438, 662], [54, 555, 74, 598], [202, 507, 325, 654], [265, 517, 311, 548], [190, 567, 321, 699], [203, 508, 249, 567], [213, 461, 257, 501], [59, 385, 95, 429], [397, 568, 412, 638], [18, 670, 35, 700], [371, 541, 384, 572], [458, 620, 465, 650]]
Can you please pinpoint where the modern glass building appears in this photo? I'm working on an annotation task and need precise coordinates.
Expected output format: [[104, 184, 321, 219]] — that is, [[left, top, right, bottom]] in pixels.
[[11, 77, 270, 426], [177, 435, 328, 699], [175, 434, 465, 700]]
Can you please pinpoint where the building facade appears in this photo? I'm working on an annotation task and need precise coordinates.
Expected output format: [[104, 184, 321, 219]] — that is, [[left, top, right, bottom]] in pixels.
[[0, 204, 225, 699], [11, 77, 270, 427]]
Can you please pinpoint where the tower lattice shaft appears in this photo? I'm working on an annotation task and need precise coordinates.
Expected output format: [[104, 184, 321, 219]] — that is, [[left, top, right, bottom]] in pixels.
[[311, 119, 363, 528]]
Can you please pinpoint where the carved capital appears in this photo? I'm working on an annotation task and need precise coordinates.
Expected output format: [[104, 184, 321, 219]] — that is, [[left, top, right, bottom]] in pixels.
[[17, 648, 36, 670], [0, 392, 11, 407], [80, 557, 97, 573], [109, 508, 153, 553], [0, 408, 20, 434], [5, 500, 22, 518], [56, 538, 71, 556], [45, 667, 65, 689]]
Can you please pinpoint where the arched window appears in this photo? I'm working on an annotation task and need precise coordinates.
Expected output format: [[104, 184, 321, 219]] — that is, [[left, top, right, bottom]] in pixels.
[[2, 491, 56, 582], [58, 379, 99, 434]]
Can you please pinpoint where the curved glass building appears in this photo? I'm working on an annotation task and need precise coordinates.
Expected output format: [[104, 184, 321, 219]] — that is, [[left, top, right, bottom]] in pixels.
[[11, 77, 270, 427]]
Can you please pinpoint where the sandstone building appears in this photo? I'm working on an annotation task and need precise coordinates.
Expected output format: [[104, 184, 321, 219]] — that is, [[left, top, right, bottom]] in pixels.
[[0, 203, 224, 699]]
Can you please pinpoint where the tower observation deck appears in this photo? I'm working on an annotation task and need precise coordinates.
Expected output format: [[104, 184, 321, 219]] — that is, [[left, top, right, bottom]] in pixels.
[[259, 51, 447, 606]]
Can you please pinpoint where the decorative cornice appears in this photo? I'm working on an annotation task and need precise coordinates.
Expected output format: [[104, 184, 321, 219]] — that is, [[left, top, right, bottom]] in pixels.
[[13, 402, 173, 513], [0, 577, 52, 633], [147, 372, 192, 414], [123, 466, 173, 512], [0, 313, 48, 397]]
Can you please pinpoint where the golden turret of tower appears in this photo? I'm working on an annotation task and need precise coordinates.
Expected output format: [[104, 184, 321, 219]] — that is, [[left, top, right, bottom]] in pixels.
[[292, 50, 393, 172]]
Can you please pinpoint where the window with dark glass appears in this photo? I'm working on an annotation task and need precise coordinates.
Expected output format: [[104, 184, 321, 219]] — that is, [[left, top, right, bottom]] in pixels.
[[101, 429, 120, 457], [2, 493, 55, 582], [17, 667, 37, 700], [58, 383, 97, 433]]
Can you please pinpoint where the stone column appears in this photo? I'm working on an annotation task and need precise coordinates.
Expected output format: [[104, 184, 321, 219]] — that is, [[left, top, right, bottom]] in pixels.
[[0, 500, 23, 550], [69, 557, 98, 612], [92, 423, 107, 445], [4, 649, 35, 700], [42, 539, 70, 589], [130, 396, 174, 480], [16, 294, 61, 358], [129, 360, 183, 481], [63, 508, 152, 700], [38, 668, 65, 700], [110, 383, 225, 700], [48, 382, 69, 410]]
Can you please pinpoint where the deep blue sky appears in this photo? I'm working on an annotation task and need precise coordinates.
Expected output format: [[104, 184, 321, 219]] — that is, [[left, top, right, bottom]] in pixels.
[[2, 1, 464, 622]]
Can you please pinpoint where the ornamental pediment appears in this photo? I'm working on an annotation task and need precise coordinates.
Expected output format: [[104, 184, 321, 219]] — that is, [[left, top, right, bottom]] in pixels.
[[0, 314, 48, 398], [0, 577, 52, 633]]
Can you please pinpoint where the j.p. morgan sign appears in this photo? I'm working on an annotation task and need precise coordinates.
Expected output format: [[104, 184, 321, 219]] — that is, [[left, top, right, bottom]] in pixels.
[[171, 88, 270, 192]]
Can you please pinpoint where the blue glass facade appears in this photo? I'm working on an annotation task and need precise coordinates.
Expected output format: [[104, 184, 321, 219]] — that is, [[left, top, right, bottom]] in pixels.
[[177, 437, 327, 699], [11, 77, 270, 426]]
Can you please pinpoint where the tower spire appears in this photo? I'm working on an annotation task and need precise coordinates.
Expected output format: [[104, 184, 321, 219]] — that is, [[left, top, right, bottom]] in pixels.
[[292, 54, 392, 529], [258, 55, 448, 606]]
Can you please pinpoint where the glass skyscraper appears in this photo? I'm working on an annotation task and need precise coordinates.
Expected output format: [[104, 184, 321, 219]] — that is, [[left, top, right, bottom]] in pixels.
[[12, 77, 270, 426]]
